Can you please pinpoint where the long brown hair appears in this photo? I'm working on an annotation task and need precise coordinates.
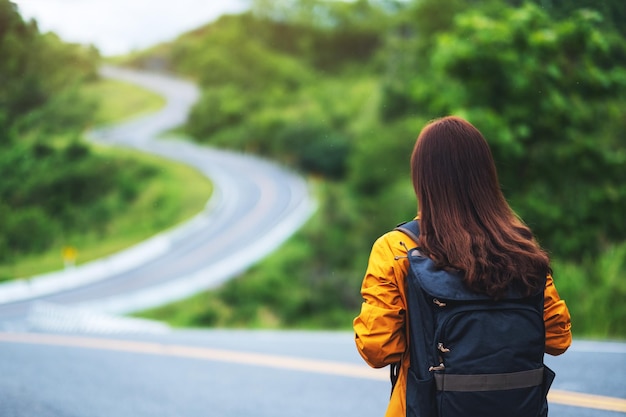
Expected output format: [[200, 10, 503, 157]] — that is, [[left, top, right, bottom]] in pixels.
[[411, 116, 549, 298]]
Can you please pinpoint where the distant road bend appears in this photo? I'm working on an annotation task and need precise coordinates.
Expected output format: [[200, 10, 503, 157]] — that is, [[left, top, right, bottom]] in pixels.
[[0, 66, 316, 324]]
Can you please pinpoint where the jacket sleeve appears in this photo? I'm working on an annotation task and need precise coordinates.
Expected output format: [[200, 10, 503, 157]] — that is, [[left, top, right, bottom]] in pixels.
[[353, 234, 407, 368], [544, 274, 572, 355]]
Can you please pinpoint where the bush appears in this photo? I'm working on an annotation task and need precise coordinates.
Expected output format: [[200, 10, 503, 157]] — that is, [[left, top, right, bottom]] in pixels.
[[276, 123, 350, 179], [0, 205, 59, 259], [554, 242, 626, 338], [187, 86, 253, 140]]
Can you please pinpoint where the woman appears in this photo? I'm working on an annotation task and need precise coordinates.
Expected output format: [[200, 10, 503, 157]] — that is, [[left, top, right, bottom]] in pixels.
[[353, 116, 572, 417]]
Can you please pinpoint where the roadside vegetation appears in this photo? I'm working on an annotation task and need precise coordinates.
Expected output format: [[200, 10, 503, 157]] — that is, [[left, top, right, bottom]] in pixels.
[[0, 1, 211, 280], [5, 0, 624, 338], [133, 0, 626, 339]]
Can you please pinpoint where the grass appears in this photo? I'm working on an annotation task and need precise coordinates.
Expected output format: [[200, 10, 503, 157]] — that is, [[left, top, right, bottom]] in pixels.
[[0, 77, 212, 279], [83, 78, 166, 125]]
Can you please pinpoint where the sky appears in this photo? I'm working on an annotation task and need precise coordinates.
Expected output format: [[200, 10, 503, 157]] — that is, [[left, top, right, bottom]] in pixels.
[[12, 0, 250, 56]]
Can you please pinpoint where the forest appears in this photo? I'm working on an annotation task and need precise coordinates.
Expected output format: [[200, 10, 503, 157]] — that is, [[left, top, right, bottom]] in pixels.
[[3, 0, 625, 337]]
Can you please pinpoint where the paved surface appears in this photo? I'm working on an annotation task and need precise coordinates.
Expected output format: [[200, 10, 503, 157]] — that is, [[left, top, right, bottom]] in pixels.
[[0, 330, 624, 417]]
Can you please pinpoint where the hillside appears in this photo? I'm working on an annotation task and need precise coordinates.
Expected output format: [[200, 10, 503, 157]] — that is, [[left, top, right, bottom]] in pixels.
[[0, 1, 211, 279], [7, 0, 625, 337], [133, 0, 626, 338]]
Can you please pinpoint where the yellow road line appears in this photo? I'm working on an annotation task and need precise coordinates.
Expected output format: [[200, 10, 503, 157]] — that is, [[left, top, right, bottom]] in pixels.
[[0, 332, 383, 380], [549, 389, 626, 413], [1, 332, 625, 413]]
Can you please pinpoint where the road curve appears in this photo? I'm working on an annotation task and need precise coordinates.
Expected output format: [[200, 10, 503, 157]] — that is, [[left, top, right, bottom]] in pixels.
[[0, 66, 316, 323]]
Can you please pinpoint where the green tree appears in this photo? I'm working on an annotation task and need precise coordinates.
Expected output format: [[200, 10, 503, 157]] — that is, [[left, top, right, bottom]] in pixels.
[[0, 1, 98, 142], [249, 0, 389, 71], [519, 0, 626, 37]]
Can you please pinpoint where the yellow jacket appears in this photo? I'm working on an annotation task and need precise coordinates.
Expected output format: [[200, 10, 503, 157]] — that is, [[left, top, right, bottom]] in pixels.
[[353, 229, 572, 417]]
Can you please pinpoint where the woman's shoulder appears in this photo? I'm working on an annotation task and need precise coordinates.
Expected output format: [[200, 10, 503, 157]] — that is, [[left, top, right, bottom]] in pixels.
[[382, 220, 420, 246], [375, 228, 417, 249], [368, 228, 418, 272]]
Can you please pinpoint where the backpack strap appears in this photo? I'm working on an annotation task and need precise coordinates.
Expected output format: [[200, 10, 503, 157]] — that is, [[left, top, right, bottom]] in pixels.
[[388, 220, 420, 394], [397, 221, 438, 415], [434, 368, 545, 392], [394, 220, 420, 246], [389, 219, 425, 395]]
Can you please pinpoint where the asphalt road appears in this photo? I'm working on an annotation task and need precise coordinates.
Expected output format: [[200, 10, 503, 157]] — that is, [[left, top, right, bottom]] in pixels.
[[0, 330, 624, 417]]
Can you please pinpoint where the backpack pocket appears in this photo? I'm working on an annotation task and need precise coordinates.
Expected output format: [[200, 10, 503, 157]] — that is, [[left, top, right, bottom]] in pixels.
[[406, 367, 437, 417]]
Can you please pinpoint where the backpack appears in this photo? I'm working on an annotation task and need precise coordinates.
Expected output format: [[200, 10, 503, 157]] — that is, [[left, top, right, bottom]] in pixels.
[[395, 220, 555, 417]]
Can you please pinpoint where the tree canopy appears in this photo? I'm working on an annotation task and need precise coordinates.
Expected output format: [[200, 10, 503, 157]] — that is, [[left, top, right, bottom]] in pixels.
[[0, 1, 164, 268], [0, 1, 98, 143], [380, 3, 626, 258]]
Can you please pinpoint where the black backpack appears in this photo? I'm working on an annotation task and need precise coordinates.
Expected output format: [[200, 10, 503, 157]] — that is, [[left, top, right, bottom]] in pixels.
[[395, 220, 555, 417]]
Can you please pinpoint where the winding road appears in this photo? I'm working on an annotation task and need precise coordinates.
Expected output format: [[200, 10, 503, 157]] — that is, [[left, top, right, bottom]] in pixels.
[[0, 68, 624, 417], [0, 66, 316, 323]]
